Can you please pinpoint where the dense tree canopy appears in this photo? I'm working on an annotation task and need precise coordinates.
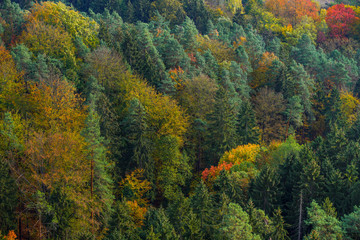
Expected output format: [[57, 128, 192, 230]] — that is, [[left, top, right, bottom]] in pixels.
[[1, 0, 360, 239]]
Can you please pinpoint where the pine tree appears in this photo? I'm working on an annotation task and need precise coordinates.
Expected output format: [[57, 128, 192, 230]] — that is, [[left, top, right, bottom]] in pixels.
[[285, 95, 304, 139], [291, 34, 319, 72], [341, 206, 360, 240], [166, 196, 204, 239], [203, 50, 219, 79], [246, 201, 275, 239], [229, 61, 251, 100], [107, 200, 142, 240], [183, 0, 210, 33], [178, 17, 199, 52], [305, 201, 343, 240]]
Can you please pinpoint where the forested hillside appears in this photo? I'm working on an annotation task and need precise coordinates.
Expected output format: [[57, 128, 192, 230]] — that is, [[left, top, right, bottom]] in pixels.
[[1, 0, 360, 239]]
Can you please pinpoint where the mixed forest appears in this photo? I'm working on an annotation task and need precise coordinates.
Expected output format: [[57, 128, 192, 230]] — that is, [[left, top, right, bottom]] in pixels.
[[2, 0, 360, 239]]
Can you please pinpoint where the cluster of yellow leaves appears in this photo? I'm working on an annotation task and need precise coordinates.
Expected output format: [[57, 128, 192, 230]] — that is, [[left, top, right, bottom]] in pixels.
[[227, 0, 244, 14], [196, 34, 236, 63], [126, 78, 189, 140], [344, 5, 360, 15], [26, 2, 99, 48], [120, 169, 151, 226], [126, 200, 148, 226], [265, 0, 320, 26], [220, 143, 261, 165], [284, 16, 318, 45], [245, 1, 285, 33], [120, 169, 151, 207], [340, 91, 360, 125]]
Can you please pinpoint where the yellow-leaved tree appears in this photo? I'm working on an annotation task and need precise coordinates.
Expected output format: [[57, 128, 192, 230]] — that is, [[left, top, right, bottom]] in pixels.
[[25, 2, 99, 48], [220, 143, 261, 165], [340, 91, 360, 126]]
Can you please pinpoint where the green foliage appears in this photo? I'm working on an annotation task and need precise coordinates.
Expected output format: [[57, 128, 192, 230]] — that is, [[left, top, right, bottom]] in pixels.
[[305, 200, 343, 240], [3, 0, 360, 238], [220, 203, 261, 240], [206, 87, 239, 163], [341, 206, 360, 240], [270, 208, 290, 240], [250, 164, 281, 215], [142, 208, 180, 240], [237, 100, 259, 145]]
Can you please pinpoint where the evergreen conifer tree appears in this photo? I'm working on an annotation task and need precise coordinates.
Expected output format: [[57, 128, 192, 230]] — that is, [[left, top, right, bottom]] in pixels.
[[237, 100, 259, 145]]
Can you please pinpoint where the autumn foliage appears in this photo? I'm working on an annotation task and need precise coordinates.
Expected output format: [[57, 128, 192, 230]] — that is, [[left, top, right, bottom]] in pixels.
[[201, 162, 234, 182], [1, 231, 17, 240], [0, 47, 23, 113], [326, 4, 359, 38], [220, 143, 261, 165], [265, 0, 320, 25]]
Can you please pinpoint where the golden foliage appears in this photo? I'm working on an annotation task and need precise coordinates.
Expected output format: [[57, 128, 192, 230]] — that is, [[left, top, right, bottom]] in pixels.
[[251, 52, 279, 88], [340, 91, 360, 125], [87, 48, 189, 141], [120, 169, 151, 207], [21, 20, 76, 68], [25, 1, 99, 48], [220, 143, 261, 165], [27, 75, 86, 132], [0, 46, 23, 114], [196, 35, 236, 63], [126, 200, 148, 226]]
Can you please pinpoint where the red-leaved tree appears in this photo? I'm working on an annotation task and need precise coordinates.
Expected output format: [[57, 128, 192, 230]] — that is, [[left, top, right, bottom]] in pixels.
[[326, 4, 359, 38]]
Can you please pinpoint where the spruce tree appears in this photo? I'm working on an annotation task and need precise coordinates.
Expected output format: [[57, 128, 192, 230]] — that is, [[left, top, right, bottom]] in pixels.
[[121, 98, 154, 187], [82, 76, 114, 234], [178, 17, 199, 52], [250, 164, 281, 215], [206, 87, 238, 164], [270, 208, 290, 240], [190, 181, 215, 237], [142, 208, 180, 240], [237, 100, 259, 145], [291, 34, 319, 72]]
